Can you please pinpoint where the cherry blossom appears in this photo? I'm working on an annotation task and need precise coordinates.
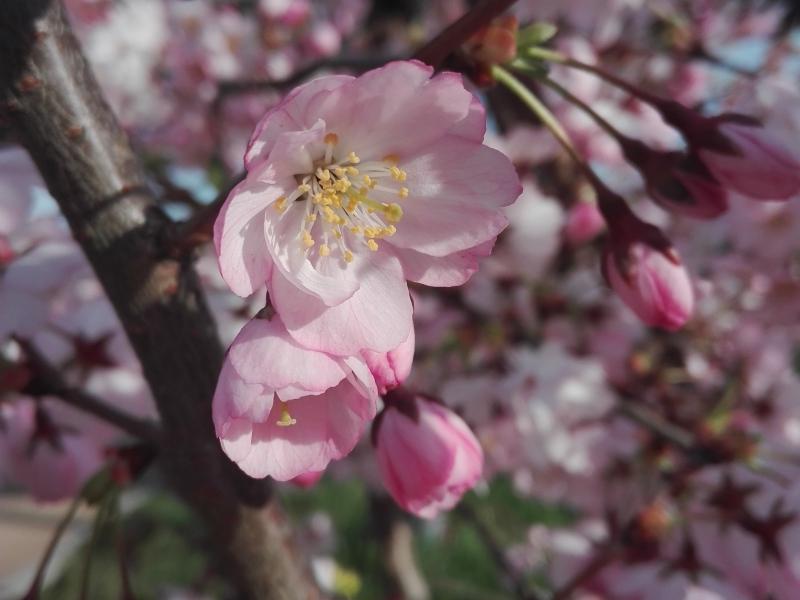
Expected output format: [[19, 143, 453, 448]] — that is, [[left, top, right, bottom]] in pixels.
[[212, 315, 379, 480], [215, 60, 521, 355]]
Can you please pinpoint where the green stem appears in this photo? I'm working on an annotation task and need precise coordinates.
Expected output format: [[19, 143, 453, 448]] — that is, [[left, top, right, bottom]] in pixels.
[[538, 76, 624, 142], [490, 64, 584, 167], [78, 491, 117, 600], [23, 493, 83, 599], [519, 47, 663, 104]]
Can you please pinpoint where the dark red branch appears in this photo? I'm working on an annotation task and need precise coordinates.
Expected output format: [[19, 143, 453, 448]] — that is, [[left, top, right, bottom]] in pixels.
[[16, 336, 163, 445], [413, 0, 519, 68]]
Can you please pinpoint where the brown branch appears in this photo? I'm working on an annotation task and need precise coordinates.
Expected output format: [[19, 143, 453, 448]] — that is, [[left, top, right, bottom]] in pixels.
[[551, 548, 616, 600], [412, 0, 519, 68], [615, 400, 696, 451], [15, 336, 163, 445], [0, 2, 316, 598]]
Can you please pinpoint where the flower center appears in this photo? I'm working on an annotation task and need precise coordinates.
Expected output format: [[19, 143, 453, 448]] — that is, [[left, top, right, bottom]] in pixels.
[[272, 132, 409, 265]]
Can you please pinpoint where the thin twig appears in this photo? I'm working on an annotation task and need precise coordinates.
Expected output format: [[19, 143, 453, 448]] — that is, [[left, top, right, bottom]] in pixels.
[[413, 0, 520, 68], [615, 400, 695, 452], [15, 337, 163, 445], [22, 491, 83, 600], [551, 548, 615, 600], [456, 503, 543, 600]]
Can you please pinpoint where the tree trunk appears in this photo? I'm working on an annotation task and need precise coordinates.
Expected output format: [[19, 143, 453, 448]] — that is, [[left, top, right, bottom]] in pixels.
[[0, 2, 317, 598]]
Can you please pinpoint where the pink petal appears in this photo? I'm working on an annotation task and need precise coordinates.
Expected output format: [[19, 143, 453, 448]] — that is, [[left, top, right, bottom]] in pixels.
[[214, 164, 295, 297], [245, 75, 353, 168], [270, 252, 413, 356], [383, 137, 519, 256], [392, 239, 495, 287], [309, 61, 474, 160], [213, 359, 275, 425], [236, 380, 374, 480], [264, 188, 360, 306], [227, 317, 346, 392]]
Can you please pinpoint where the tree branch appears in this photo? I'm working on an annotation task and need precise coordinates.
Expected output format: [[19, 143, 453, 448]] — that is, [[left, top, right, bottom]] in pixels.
[[15, 336, 163, 445], [412, 0, 519, 68], [0, 2, 316, 598]]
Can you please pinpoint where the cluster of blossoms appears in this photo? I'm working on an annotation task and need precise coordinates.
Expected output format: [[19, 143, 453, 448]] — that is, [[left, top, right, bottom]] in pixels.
[[0, 149, 155, 502], [210, 59, 521, 516], [3, 0, 800, 597]]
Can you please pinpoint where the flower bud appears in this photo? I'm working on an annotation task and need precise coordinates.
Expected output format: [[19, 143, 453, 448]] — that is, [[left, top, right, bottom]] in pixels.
[[467, 15, 518, 66], [564, 201, 604, 245], [656, 104, 800, 201], [361, 328, 415, 395], [372, 390, 483, 519], [697, 118, 800, 201], [290, 469, 325, 489], [603, 218, 694, 331]]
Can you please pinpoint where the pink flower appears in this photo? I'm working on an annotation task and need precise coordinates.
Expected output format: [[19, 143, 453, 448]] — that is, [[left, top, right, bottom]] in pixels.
[[212, 315, 379, 481], [214, 60, 520, 356], [696, 118, 800, 201], [603, 234, 694, 332], [361, 327, 415, 395], [564, 201, 604, 245], [0, 398, 104, 502], [373, 391, 483, 518]]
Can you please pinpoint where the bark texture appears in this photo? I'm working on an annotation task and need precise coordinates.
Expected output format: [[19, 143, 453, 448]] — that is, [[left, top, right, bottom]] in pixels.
[[0, 2, 315, 598]]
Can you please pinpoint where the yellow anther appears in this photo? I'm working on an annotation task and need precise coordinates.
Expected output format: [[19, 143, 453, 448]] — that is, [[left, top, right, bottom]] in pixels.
[[347, 197, 358, 212], [333, 167, 346, 178], [366, 239, 379, 251], [302, 230, 315, 248], [383, 225, 397, 236], [305, 214, 317, 223], [316, 168, 331, 182], [298, 183, 312, 193], [384, 203, 403, 223], [273, 196, 287, 213], [362, 175, 373, 187], [346, 166, 359, 176], [334, 179, 351, 192], [276, 403, 297, 427], [398, 186, 409, 198], [346, 151, 361, 164], [343, 250, 354, 263], [333, 230, 342, 239], [389, 166, 407, 182], [324, 132, 339, 145], [319, 244, 331, 257]]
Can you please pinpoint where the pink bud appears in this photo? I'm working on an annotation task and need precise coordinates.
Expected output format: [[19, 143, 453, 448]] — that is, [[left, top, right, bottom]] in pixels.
[[290, 469, 324, 489], [373, 391, 483, 519], [361, 328, 415, 395], [697, 119, 800, 201], [604, 237, 694, 331], [656, 103, 800, 201], [564, 202, 605, 245]]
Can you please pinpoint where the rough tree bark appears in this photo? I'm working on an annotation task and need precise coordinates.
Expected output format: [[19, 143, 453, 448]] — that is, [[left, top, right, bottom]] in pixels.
[[0, 1, 316, 598]]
